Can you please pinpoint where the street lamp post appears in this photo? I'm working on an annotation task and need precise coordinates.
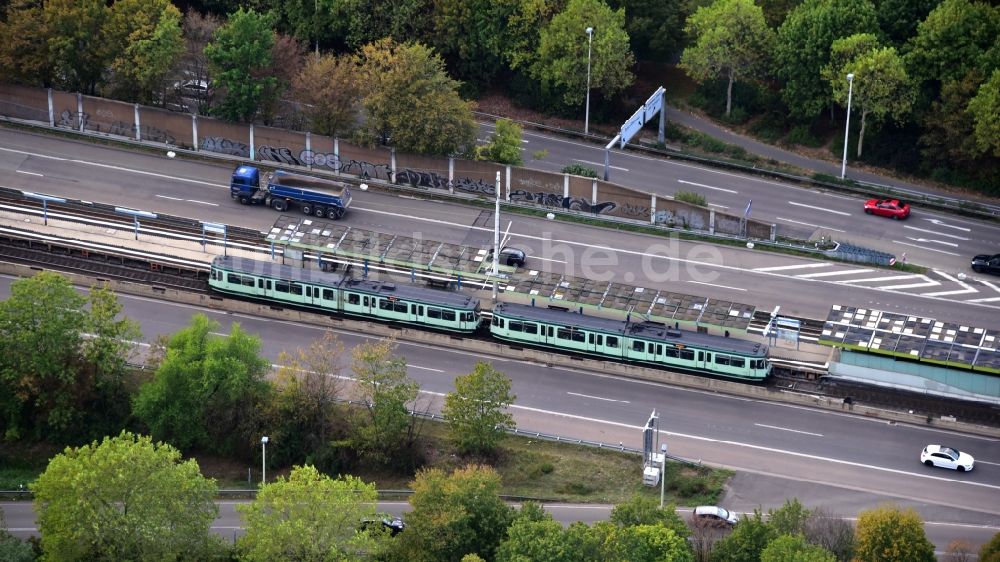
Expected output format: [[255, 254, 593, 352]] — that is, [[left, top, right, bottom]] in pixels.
[[584, 26, 594, 136], [659, 444, 667, 508], [840, 73, 855, 180], [260, 436, 269, 485]]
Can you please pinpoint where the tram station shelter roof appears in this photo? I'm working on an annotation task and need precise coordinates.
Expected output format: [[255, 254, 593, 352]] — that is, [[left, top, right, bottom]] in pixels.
[[818, 304, 1000, 374], [265, 215, 757, 333]]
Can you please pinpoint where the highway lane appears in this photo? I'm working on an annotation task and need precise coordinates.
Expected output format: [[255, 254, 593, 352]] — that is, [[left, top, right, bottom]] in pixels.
[[2, 129, 1000, 325], [5, 499, 995, 556], [1, 275, 996, 525], [477, 122, 1000, 272]]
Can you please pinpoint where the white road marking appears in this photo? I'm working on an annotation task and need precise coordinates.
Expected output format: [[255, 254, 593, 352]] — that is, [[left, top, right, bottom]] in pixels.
[[409, 365, 444, 372], [687, 280, 747, 291], [903, 225, 969, 240], [905, 236, 959, 247], [156, 194, 184, 201], [754, 423, 823, 437], [797, 269, 873, 278], [966, 297, 1000, 303], [568, 392, 629, 403], [186, 199, 219, 206], [892, 240, 962, 256], [709, 203, 728, 209], [788, 201, 851, 216], [921, 270, 977, 297], [774, 216, 846, 232], [678, 179, 737, 194], [754, 263, 831, 272], [16, 170, 42, 176], [976, 460, 1000, 467], [841, 274, 924, 283], [878, 280, 941, 290], [922, 218, 971, 232], [575, 159, 628, 171]]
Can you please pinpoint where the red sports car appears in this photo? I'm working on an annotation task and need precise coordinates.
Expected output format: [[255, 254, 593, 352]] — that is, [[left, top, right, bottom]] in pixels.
[[864, 198, 910, 219]]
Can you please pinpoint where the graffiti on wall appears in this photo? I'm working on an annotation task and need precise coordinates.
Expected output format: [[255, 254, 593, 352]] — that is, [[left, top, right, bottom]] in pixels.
[[509, 188, 618, 215], [396, 169, 450, 190], [255, 145, 392, 179], [202, 136, 250, 157], [57, 108, 176, 144]]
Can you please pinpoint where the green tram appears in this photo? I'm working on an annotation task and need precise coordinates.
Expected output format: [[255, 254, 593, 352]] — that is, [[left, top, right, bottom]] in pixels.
[[209, 256, 481, 333], [490, 303, 771, 381]]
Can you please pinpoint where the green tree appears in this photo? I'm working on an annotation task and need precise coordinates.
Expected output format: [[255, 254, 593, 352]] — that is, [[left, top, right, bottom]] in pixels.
[[767, 498, 811, 536], [761, 534, 836, 562], [873, 0, 938, 46], [496, 507, 576, 562], [590, 521, 693, 562], [396, 465, 515, 561], [830, 44, 914, 157], [0, 0, 53, 86], [981, 531, 1000, 562], [903, 0, 1000, 91], [104, 0, 185, 104], [349, 337, 419, 464], [680, 0, 775, 117], [803, 507, 854, 562], [332, 0, 433, 51], [530, 0, 636, 110], [853, 504, 935, 562], [431, 0, 517, 92], [44, 0, 111, 94], [133, 314, 271, 455], [267, 332, 347, 469], [291, 53, 362, 137], [758, 0, 803, 28], [236, 465, 384, 561], [609, 495, 690, 542], [612, 0, 689, 60], [968, 69, 1000, 157], [442, 361, 516, 454], [205, 7, 277, 122], [917, 71, 987, 172], [355, 38, 477, 155], [503, 0, 563, 73], [710, 510, 777, 562], [0, 273, 139, 442], [31, 431, 223, 562], [477, 119, 524, 165], [775, 0, 878, 120]]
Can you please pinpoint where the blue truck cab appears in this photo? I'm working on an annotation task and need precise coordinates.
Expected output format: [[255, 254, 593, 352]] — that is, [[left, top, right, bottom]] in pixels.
[[230, 165, 352, 219]]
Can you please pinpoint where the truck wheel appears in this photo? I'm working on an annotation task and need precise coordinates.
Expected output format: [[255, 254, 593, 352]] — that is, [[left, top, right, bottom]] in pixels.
[[301, 204, 312, 215], [272, 200, 287, 212], [332, 207, 345, 220], [315, 207, 326, 217], [327, 208, 340, 220], [239, 196, 249, 205]]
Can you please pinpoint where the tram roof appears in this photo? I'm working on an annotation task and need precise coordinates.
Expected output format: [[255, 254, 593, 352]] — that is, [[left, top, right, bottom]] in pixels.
[[495, 303, 767, 356]]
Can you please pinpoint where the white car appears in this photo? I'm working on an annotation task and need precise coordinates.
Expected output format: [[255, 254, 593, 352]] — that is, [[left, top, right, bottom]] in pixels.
[[920, 444, 974, 472], [693, 505, 739, 526]]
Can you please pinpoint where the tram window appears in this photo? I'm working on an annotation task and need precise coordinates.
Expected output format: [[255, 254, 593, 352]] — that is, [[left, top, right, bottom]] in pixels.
[[323, 289, 334, 300], [275, 281, 289, 293], [731, 358, 745, 368], [258, 279, 264, 289], [290, 284, 303, 296], [753, 359, 765, 369], [363, 297, 370, 307], [379, 299, 392, 310], [548, 326, 554, 337], [509, 321, 523, 332], [633, 341, 645, 352], [664, 348, 678, 358], [443, 310, 455, 321], [680, 349, 694, 360], [411, 304, 417, 314], [243, 277, 254, 287], [556, 328, 571, 340], [305, 287, 312, 297], [267, 280, 272, 290], [597, 335, 603, 345], [491, 315, 498, 326], [588, 334, 594, 344], [394, 302, 406, 313], [571, 330, 585, 343], [606, 336, 618, 348], [228, 273, 241, 285], [463, 311, 473, 321], [524, 323, 537, 335], [715, 355, 731, 366], [428, 308, 441, 319], [656, 344, 663, 355]]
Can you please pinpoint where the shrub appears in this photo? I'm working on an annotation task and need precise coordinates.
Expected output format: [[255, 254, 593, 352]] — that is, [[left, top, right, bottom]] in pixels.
[[785, 124, 822, 147], [696, 134, 727, 153], [561, 164, 598, 178], [675, 191, 707, 207]]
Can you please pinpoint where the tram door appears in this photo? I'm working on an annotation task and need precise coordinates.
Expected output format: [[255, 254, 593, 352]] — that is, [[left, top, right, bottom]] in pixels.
[[697, 351, 711, 370]]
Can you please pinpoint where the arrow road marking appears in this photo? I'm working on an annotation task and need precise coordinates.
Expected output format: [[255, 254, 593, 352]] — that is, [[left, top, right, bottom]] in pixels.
[[892, 240, 961, 256], [922, 218, 971, 232], [905, 236, 958, 247], [903, 225, 969, 240]]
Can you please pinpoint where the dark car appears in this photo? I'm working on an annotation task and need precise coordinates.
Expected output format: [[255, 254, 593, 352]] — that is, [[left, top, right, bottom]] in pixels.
[[361, 516, 405, 536], [864, 198, 910, 219], [971, 254, 1000, 275], [486, 246, 526, 267]]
